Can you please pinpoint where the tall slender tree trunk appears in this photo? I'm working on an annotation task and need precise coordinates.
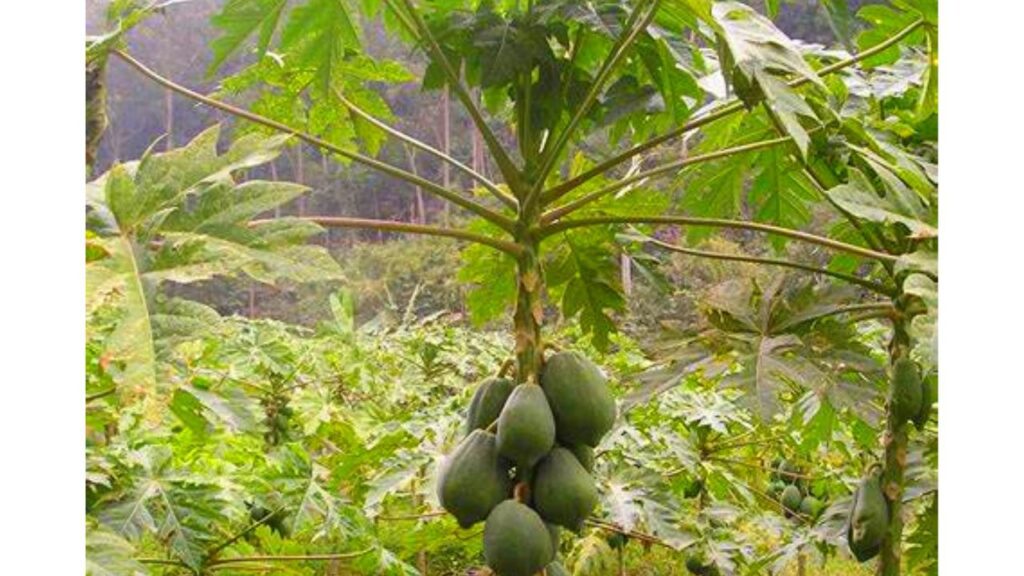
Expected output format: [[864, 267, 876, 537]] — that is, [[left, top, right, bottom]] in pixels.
[[512, 205, 544, 384], [295, 145, 306, 217], [164, 89, 174, 150], [441, 87, 451, 226], [878, 306, 912, 576], [404, 145, 426, 225], [270, 160, 281, 219]]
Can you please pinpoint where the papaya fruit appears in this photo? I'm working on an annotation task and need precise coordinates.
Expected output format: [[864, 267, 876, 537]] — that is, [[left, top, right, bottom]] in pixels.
[[532, 447, 598, 532], [541, 351, 617, 447], [546, 523, 561, 561], [606, 531, 629, 549], [781, 484, 803, 516], [913, 377, 933, 431], [846, 470, 889, 562], [545, 561, 570, 576], [567, 444, 595, 472], [777, 459, 801, 485], [496, 385, 556, 469], [483, 500, 553, 576], [767, 480, 787, 498], [890, 358, 923, 426], [465, 377, 515, 433], [437, 430, 513, 528], [799, 496, 824, 519]]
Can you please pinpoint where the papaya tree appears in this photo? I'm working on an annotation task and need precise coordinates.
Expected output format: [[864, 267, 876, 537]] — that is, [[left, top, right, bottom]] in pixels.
[[88, 0, 937, 573]]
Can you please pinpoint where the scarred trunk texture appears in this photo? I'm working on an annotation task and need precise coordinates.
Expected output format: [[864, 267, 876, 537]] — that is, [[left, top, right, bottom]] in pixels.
[[512, 222, 544, 384], [878, 308, 912, 576]]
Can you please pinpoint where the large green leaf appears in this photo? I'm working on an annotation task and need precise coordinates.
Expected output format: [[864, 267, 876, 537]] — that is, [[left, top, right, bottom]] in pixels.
[[712, 1, 823, 157], [86, 128, 340, 401], [86, 521, 145, 576], [209, 0, 289, 74]]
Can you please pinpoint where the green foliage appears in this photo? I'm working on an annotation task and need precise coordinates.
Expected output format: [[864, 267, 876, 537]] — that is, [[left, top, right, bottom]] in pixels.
[[86, 127, 340, 402]]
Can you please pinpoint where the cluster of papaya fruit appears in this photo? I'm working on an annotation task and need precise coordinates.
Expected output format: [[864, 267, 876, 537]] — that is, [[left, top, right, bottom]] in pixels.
[[436, 351, 616, 576], [766, 459, 825, 520], [845, 357, 933, 562]]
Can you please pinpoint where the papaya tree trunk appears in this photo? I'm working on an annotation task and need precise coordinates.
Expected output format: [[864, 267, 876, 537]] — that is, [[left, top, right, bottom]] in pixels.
[[878, 304, 912, 576], [512, 219, 544, 385]]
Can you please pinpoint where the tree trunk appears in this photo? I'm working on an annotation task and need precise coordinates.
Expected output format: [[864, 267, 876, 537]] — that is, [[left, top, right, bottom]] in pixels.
[[878, 304, 912, 576], [267, 160, 280, 218], [164, 88, 174, 150], [404, 145, 426, 225], [620, 253, 632, 296], [295, 145, 306, 217], [441, 87, 451, 226], [512, 209, 544, 384]]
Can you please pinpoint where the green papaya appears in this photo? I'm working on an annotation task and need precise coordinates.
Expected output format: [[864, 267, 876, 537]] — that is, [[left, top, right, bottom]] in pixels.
[[465, 377, 515, 433], [767, 480, 787, 498], [778, 459, 801, 485], [567, 444, 595, 472], [913, 377, 933, 431], [496, 385, 556, 469], [890, 358, 923, 426], [799, 496, 824, 519], [546, 523, 561, 560], [483, 500, 553, 576], [606, 531, 628, 549], [545, 561, 570, 576], [532, 447, 598, 532], [437, 430, 513, 528], [781, 484, 803, 516], [541, 351, 617, 446], [846, 470, 889, 562]]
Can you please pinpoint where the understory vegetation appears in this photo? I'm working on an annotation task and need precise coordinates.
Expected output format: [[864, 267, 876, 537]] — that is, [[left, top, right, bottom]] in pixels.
[[85, 0, 938, 574]]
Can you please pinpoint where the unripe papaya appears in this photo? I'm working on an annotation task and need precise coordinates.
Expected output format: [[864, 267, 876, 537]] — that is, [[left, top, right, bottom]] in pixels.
[[483, 500, 553, 576], [890, 358, 923, 426], [496, 385, 556, 469], [767, 480, 787, 498], [545, 561, 570, 576], [606, 531, 629, 549], [781, 484, 803, 516], [437, 430, 512, 528], [532, 447, 598, 532], [913, 378, 933, 431], [546, 523, 561, 560], [846, 470, 889, 562], [567, 444, 595, 472], [541, 351, 617, 447], [465, 377, 514, 433], [799, 496, 824, 519]]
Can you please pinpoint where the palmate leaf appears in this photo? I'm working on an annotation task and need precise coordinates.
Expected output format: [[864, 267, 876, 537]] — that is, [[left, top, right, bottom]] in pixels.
[[86, 521, 146, 576], [904, 273, 937, 370], [98, 447, 228, 570], [86, 127, 341, 400], [825, 182, 936, 239], [545, 227, 626, 350], [208, 0, 289, 74], [681, 273, 884, 419], [712, 1, 823, 157]]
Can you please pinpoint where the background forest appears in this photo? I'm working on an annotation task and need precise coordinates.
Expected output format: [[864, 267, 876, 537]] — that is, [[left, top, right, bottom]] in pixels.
[[84, 0, 938, 575]]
